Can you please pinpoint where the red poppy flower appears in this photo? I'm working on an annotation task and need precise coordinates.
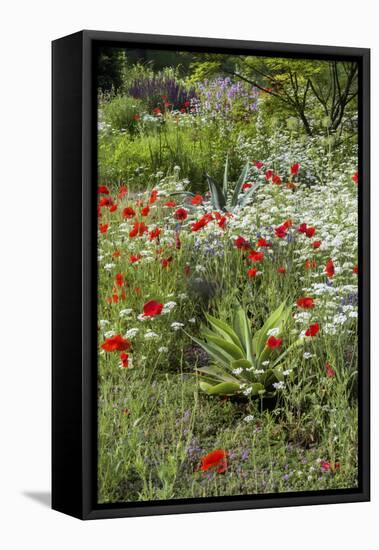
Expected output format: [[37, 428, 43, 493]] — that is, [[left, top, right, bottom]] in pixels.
[[254, 161, 264, 169], [352, 171, 358, 184], [120, 352, 129, 368], [161, 256, 173, 268], [191, 215, 211, 232], [248, 250, 264, 263], [297, 297, 315, 309], [164, 200, 176, 208], [298, 223, 307, 234], [191, 194, 203, 205], [291, 163, 300, 175], [242, 182, 253, 190], [265, 169, 274, 181], [174, 208, 188, 221], [275, 225, 287, 239], [115, 273, 124, 287], [217, 215, 227, 229], [305, 226, 316, 238], [247, 268, 258, 278], [277, 266, 286, 274], [198, 449, 228, 474], [141, 206, 150, 216], [272, 174, 282, 185], [143, 300, 164, 317], [101, 335, 131, 352], [112, 250, 121, 258], [122, 207, 136, 219], [98, 185, 110, 194], [286, 182, 296, 190], [109, 204, 118, 213], [118, 185, 128, 199], [312, 240, 322, 249], [152, 107, 161, 116], [129, 254, 142, 264], [257, 238, 271, 248], [266, 335, 283, 349], [353, 265, 358, 274], [325, 362, 335, 378], [305, 322, 320, 337], [99, 223, 109, 234], [129, 222, 148, 238], [99, 197, 113, 207], [149, 190, 158, 204], [325, 259, 335, 278], [234, 236, 250, 250], [148, 227, 161, 241]]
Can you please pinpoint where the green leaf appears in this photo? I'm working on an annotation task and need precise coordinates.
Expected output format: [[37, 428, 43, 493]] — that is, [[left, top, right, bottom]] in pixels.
[[223, 156, 229, 195], [250, 383, 266, 396], [206, 174, 227, 211], [233, 307, 253, 362], [205, 334, 245, 360], [205, 314, 242, 348], [205, 381, 241, 396], [195, 365, 240, 383], [188, 334, 230, 368], [199, 381, 214, 394], [230, 161, 250, 207], [230, 359, 253, 370]]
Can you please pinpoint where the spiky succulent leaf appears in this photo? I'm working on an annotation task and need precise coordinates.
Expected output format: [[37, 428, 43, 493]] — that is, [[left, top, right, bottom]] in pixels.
[[195, 365, 240, 384], [205, 313, 242, 348], [203, 381, 241, 396], [233, 307, 253, 362], [230, 161, 250, 207], [205, 334, 245, 361], [206, 174, 227, 211]]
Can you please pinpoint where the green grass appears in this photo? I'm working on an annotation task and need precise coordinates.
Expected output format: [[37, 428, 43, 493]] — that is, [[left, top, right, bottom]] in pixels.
[[98, 368, 357, 502]]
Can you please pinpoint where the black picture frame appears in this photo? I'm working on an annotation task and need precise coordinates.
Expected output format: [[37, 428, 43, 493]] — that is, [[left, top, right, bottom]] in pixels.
[[52, 30, 370, 520]]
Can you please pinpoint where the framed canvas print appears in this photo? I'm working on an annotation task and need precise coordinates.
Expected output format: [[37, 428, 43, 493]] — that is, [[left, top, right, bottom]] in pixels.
[[52, 30, 370, 519]]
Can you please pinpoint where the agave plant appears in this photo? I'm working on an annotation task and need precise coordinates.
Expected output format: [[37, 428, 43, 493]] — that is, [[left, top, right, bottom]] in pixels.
[[172, 158, 262, 212], [206, 158, 261, 212], [188, 302, 303, 397]]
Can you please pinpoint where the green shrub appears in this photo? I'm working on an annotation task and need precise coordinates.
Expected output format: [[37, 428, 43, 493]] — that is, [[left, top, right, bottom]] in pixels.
[[101, 95, 144, 134]]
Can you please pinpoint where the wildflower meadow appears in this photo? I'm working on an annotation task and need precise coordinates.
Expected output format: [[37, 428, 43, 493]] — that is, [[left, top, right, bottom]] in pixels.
[[96, 48, 359, 503]]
